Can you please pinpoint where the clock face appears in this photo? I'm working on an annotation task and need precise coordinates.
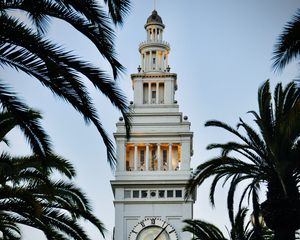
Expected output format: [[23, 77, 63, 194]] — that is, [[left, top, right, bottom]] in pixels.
[[128, 218, 178, 240]]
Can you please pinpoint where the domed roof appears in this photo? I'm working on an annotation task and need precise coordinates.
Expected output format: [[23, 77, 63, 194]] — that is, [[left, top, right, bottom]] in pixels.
[[146, 10, 163, 25]]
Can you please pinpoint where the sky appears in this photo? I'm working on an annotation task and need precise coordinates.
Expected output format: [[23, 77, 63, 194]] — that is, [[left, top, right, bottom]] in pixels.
[[1, 0, 300, 239]]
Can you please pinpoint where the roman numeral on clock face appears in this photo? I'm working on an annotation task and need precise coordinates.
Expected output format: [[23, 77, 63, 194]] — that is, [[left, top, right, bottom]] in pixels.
[[129, 218, 179, 240]]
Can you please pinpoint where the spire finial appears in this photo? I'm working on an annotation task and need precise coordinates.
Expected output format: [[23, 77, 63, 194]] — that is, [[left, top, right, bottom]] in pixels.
[[154, 0, 156, 10]]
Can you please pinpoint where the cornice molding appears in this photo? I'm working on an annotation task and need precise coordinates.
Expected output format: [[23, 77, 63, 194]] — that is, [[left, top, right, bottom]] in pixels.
[[131, 73, 177, 79]]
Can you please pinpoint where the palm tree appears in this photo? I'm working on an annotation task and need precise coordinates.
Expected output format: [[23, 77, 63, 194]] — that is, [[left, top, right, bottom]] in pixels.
[[0, 0, 132, 167], [0, 90, 107, 239], [186, 80, 300, 240], [0, 108, 106, 239], [0, 153, 106, 240], [272, 9, 300, 72], [183, 208, 273, 240]]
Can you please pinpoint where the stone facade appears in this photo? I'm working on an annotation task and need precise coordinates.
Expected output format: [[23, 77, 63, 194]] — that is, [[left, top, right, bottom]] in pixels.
[[111, 10, 195, 240]]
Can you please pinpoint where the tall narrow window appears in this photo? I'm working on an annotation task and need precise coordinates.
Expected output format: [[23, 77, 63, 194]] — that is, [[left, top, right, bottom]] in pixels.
[[140, 150, 145, 170], [151, 149, 156, 170], [163, 150, 167, 170], [126, 145, 134, 171], [152, 51, 156, 70], [151, 83, 156, 103], [151, 90, 156, 103]]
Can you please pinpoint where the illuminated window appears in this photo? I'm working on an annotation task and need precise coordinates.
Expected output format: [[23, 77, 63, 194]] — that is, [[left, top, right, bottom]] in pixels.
[[163, 150, 167, 170], [140, 150, 145, 166], [150, 149, 156, 170]]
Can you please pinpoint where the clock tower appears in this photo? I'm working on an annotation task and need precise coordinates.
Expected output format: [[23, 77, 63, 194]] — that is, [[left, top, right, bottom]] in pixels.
[[111, 10, 195, 240]]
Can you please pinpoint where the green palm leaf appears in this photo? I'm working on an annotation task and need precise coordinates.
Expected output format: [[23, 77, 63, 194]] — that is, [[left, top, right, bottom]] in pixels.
[[272, 9, 300, 72], [1, 14, 131, 166], [186, 80, 300, 239], [0, 82, 52, 157]]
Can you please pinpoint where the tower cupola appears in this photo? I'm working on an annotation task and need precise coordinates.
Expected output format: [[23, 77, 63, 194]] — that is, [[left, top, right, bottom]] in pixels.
[[145, 10, 164, 27], [139, 10, 170, 73]]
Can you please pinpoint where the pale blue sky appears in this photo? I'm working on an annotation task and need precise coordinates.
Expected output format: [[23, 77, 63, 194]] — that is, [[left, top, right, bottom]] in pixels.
[[1, 0, 299, 239]]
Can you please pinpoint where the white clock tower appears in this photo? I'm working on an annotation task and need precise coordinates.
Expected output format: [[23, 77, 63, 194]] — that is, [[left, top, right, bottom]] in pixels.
[[111, 10, 195, 240]]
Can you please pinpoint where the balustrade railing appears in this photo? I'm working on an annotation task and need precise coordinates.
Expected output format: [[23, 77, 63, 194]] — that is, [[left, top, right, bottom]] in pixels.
[[139, 39, 170, 48]]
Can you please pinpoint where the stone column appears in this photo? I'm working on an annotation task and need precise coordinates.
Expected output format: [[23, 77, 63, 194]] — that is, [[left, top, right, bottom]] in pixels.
[[134, 144, 138, 171], [156, 50, 159, 70], [162, 53, 165, 71], [150, 51, 152, 70], [148, 82, 151, 104], [140, 53, 143, 70], [143, 53, 146, 71], [168, 143, 172, 171], [146, 144, 149, 171], [166, 54, 169, 69], [145, 51, 148, 71], [157, 143, 161, 170], [156, 82, 159, 104]]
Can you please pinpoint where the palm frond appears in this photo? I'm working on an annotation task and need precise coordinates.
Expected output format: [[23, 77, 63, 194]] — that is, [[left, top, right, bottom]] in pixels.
[[1, 14, 131, 167], [255, 80, 274, 151], [272, 9, 300, 71], [205, 120, 253, 147], [183, 219, 227, 240], [2, 0, 126, 78], [0, 111, 16, 143], [0, 82, 52, 157], [0, 153, 106, 239], [189, 80, 300, 238], [104, 0, 131, 26]]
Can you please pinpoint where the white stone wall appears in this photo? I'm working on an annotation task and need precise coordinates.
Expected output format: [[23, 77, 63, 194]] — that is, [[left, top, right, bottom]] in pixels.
[[112, 183, 194, 240], [112, 10, 195, 240]]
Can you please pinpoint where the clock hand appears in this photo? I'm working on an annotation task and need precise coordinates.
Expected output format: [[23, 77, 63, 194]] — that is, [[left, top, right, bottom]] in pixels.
[[153, 225, 168, 240]]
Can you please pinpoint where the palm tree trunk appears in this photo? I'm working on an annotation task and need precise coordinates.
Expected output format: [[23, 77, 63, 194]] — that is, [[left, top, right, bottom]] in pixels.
[[273, 229, 295, 240], [262, 177, 300, 240]]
